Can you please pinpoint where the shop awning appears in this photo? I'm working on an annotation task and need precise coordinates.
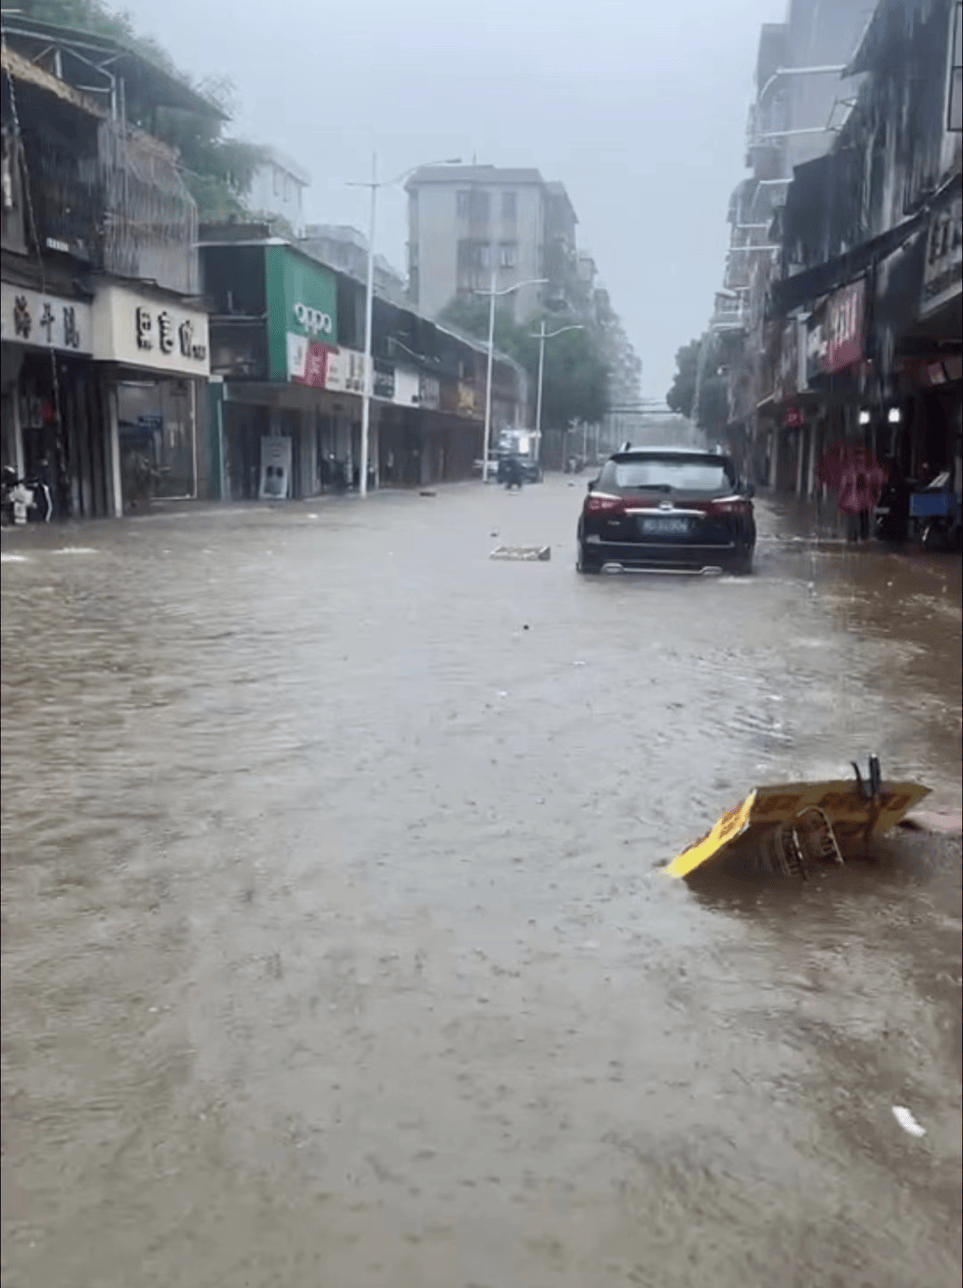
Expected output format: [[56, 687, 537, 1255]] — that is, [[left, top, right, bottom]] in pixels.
[[769, 217, 923, 318]]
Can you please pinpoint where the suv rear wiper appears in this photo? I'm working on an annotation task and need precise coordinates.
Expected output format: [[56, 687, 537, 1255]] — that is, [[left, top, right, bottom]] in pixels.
[[630, 484, 673, 493]]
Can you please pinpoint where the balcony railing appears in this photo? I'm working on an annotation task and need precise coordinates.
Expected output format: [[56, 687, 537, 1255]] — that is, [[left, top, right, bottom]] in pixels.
[[18, 112, 198, 293]]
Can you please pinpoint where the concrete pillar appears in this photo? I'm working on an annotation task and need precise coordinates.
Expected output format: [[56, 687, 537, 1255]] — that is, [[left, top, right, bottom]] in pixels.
[[806, 420, 819, 496], [209, 378, 226, 500], [795, 426, 807, 495], [368, 411, 378, 490], [5, 382, 25, 477], [104, 381, 124, 518]]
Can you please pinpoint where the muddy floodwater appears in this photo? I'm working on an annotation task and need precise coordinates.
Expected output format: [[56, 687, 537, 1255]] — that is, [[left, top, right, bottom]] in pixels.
[[2, 480, 961, 1288]]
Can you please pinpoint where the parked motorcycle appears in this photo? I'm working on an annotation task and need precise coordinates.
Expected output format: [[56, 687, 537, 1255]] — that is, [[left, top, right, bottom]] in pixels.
[[1, 466, 53, 525]]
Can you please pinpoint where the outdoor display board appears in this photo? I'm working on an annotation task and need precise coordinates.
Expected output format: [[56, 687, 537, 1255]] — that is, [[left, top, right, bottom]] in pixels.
[[665, 778, 930, 879]]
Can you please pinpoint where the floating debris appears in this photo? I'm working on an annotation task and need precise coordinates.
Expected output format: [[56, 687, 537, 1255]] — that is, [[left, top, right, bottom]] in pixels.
[[665, 758, 929, 880], [892, 1106, 926, 1138], [490, 545, 551, 562]]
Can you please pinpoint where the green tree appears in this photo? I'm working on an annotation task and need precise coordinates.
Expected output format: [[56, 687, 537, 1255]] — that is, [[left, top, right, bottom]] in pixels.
[[666, 334, 729, 434], [666, 338, 701, 418], [438, 296, 609, 428]]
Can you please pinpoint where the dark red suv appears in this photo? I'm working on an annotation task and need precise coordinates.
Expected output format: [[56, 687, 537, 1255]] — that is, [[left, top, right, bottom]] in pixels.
[[576, 447, 756, 575]]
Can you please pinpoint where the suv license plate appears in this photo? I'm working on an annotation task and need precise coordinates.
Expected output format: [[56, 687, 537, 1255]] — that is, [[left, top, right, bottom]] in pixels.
[[640, 517, 690, 535]]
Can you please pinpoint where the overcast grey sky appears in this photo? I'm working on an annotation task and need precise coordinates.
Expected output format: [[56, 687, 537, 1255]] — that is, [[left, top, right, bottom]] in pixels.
[[124, 0, 782, 399]]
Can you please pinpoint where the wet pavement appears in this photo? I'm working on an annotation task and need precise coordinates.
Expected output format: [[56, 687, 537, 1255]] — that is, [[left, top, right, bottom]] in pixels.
[[2, 478, 961, 1288]]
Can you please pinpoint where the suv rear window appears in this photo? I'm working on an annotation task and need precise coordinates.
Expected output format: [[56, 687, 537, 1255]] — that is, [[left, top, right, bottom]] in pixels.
[[605, 455, 735, 494]]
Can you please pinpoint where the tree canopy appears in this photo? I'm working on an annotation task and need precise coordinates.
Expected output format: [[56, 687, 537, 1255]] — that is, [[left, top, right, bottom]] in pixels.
[[438, 295, 609, 428], [666, 334, 728, 435]]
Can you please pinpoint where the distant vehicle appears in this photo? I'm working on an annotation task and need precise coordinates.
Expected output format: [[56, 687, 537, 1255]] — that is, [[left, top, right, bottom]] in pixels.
[[576, 447, 756, 575], [474, 451, 542, 482], [496, 452, 541, 485]]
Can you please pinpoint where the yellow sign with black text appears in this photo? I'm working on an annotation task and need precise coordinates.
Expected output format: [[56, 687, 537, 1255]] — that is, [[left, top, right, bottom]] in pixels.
[[665, 779, 930, 879]]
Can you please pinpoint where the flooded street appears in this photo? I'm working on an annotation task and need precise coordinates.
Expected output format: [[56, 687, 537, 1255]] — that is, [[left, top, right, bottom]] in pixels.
[[2, 479, 961, 1288]]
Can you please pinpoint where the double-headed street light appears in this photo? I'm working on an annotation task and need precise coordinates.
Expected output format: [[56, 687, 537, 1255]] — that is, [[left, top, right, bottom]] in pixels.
[[474, 271, 548, 482], [530, 321, 583, 465], [347, 154, 461, 496]]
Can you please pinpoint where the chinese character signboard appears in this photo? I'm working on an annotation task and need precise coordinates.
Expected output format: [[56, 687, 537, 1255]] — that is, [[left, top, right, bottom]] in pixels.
[[920, 193, 962, 317], [264, 245, 338, 384], [824, 278, 865, 373], [93, 285, 209, 376], [805, 302, 827, 383], [418, 374, 440, 410], [393, 367, 420, 407], [456, 381, 476, 416], [776, 319, 798, 403], [325, 348, 366, 393], [1, 283, 93, 354], [286, 334, 330, 389], [373, 361, 395, 401]]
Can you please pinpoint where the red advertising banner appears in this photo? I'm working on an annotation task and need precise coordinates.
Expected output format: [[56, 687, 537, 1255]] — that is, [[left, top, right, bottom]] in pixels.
[[824, 279, 865, 373], [294, 341, 329, 389]]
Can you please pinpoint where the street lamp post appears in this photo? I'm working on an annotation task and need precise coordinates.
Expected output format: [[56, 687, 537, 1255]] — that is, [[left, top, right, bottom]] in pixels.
[[474, 272, 547, 482], [531, 321, 583, 465], [347, 153, 461, 497]]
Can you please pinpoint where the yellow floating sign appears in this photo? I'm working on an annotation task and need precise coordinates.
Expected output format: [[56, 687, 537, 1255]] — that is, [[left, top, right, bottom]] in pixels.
[[665, 779, 930, 879]]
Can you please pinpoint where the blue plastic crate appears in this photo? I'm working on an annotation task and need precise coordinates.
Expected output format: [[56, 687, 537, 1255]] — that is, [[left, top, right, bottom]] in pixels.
[[909, 490, 954, 518]]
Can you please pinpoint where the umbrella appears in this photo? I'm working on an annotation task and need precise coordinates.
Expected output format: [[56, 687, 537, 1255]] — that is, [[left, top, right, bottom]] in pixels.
[[817, 441, 887, 515]]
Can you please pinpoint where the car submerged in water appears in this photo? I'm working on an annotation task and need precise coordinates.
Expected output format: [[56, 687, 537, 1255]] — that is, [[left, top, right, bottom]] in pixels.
[[576, 446, 756, 575]]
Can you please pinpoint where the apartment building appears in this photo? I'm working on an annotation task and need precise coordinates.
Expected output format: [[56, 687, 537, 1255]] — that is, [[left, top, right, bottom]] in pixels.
[[405, 165, 579, 323]]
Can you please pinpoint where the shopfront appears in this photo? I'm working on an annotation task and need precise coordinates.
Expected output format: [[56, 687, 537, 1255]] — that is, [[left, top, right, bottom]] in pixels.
[[0, 279, 109, 517], [217, 246, 344, 499], [92, 282, 210, 512]]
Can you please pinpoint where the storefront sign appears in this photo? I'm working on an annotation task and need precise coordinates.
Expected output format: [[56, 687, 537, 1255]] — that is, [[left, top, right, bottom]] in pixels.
[[456, 381, 476, 416], [418, 373, 440, 410], [373, 361, 395, 401], [806, 304, 827, 383], [824, 278, 865, 373], [393, 367, 420, 407], [920, 194, 962, 317], [776, 319, 798, 402], [1, 283, 92, 354], [286, 334, 330, 389], [293, 301, 333, 337], [93, 284, 209, 376], [265, 245, 338, 384], [325, 347, 366, 394]]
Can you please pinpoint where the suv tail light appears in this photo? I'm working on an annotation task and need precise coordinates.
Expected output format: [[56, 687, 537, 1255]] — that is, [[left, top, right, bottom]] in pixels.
[[707, 498, 752, 517], [584, 492, 625, 516]]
